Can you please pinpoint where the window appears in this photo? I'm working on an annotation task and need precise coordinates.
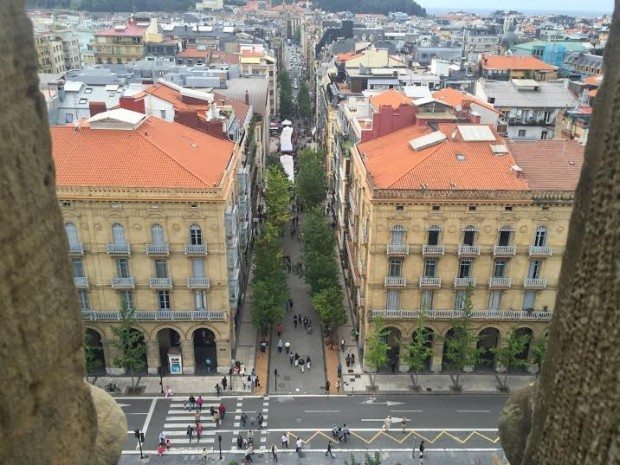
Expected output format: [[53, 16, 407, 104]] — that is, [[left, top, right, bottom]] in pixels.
[[71, 258, 85, 277], [77, 290, 90, 310], [190, 224, 203, 245], [65, 113, 74, 123], [386, 290, 400, 310], [468, 205, 477, 211], [523, 290, 536, 310], [497, 226, 512, 246], [112, 223, 125, 244], [115, 258, 130, 278], [518, 129, 526, 137], [454, 290, 467, 310], [84, 88, 92, 94], [120, 290, 134, 310], [505, 206, 513, 211], [160, 110, 166, 119], [158, 290, 171, 310], [488, 290, 502, 311], [192, 258, 205, 278], [423, 259, 437, 278], [432, 205, 440, 211], [427, 225, 440, 245], [527, 260, 542, 279], [493, 259, 508, 278], [388, 258, 403, 277], [458, 259, 473, 278], [151, 224, 165, 244], [390, 225, 405, 245], [462, 225, 477, 246], [420, 289, 434, 310], [534, 226, 547, 246], [79, 98, 87, 104], [396, 205, 404, 211], [64, 222, 80, 246], [154, 259, 168, 278], [194, 290, 207, 310]]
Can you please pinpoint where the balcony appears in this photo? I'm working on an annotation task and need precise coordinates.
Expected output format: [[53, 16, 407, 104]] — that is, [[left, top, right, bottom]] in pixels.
[[523, 277, 547, 289], [357, 258, 365, 277], [356, 294, 365, 308], [453, 277, 477, 288], [489, 277, 512, 288], [371, 309, 552, 321], [106, 243, 131, 255], [386, 244, 410, 255], [419, 276, 441, 288], [149, 277, 173, 289], [360, 233, 368, 245], [73, 276, 89, 289], [81, 309, 226, 322], [348, 191, 359, 216], [384, 276, 407, 287], [494, 245, 516, 256], [111, 277, 135, 289], [68, 243, 84, 255], [458, 245, 480, 256], [529, 245, 553, 257], [146, 243, 170, 255], [187, 277, 210, 289], [422, 244, 445, 256], [185, 243, 208, 255]]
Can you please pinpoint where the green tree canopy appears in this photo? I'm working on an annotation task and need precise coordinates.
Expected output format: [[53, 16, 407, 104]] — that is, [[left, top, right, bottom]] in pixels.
[[297, 81, 312, 121], [365, 317, 390, 388], [264, 164, 292, 232], [312, 285, 347, 333], [532, 332, 549, 368], [295, 149, 326, 210], [278, 69, 294, 120], [492, 327, 532, 390], [407, 308, 433, 388], [110, 307, 146, 388]]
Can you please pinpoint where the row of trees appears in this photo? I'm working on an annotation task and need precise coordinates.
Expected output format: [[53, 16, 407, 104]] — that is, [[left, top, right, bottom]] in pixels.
[[296, 149, 348, 337], [365, 289, 549, 391], [278, 70, 294, 120], [251, 165, 292, 338], [297, 81, 312, 122]]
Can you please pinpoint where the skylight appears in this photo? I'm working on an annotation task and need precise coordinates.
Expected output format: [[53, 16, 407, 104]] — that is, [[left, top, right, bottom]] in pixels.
[[457, 125, 495, 142], [409, 131, 446, 151]]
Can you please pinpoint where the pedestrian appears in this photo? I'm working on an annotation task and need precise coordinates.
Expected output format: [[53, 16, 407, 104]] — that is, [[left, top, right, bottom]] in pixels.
[[244, 451, 253, 464], [194, 410, 201, 425], [346, 353, 351, 367], [271, 444, 278, 462], [159, 432, 166, 444], [285, 341, 291, 353], [289, 299, 294, 311], [325, 440, 335, 458], [251, 368, 256, 377], [402, 417, 407, 433], [384, 415, 392, 431], [289, 353, 294, 366], [336, 380, 341, 393], [255, 376, 260, 388], [325, 380, 331, 393], [419, 440, 425, 456], [222, 376, 228, 390], [340, 339, 345, 352], [257, 412, 264, 429], [157, 444, 166, 456], [337, 362, 342, 378], [247, 429, 254, 445], [237, 433, 244, 449], [202, 448, 208, 461], [281, 434, 289, 448], [210, 405, 215, 416], [214, 410, 220, 427], [189, 395, 196, 410], [186, 425, 194, 443], [278, 339, 283, 353], [295, 438, 303, 455], [196, 423, 202, 442], [241, 412, 248, 427], [298, 357, 305, 372], [196, 395, 203, 411], [165, 385, 173, 397], [218, 402, 226, 420], [277, 323, 284, 336], [342, 424, 349, 442], [215, 383, 221, 396], [306, 355, 311, 370], [293, 315, 298, 329], [390, 361, 397, 374], [351, 353, 355, 365], [165, 438, 171, 450], [297, 313, 302, 325]]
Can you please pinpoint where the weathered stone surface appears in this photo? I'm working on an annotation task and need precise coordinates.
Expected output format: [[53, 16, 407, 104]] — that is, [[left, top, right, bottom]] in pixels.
[[499, 384, 534, 465], [0, 2, 123, 465], [90, 383, 128, 465], [500, 5, 620, 465]]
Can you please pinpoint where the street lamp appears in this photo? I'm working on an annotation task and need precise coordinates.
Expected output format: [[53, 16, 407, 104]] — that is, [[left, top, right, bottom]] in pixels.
[[229, 367, 233, 391], [218, 434, 223, 460], [158, 366, 164, 395], [134, 429, 145, 459], [274, 368, 278, 391]]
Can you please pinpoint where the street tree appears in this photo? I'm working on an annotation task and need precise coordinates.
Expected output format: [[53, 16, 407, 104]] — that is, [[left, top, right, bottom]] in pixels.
[[295, 149, 326, 210], [110, 306, 146, 388], [491, 327, 532, 390], [443, 288, 483, 391], [301, 207, 334, 256], [84, 334, 102, 384], [278, 69, 294, 119], [407, 308, 433, 389], [365, 317, 390, 389], [251, 279, 285, 339], [297, 81, 312, 121], [264, 164, 292, 232], [532, 332, 549, 374], [312, 285, 347, 338], [345, 452, 381, 465]]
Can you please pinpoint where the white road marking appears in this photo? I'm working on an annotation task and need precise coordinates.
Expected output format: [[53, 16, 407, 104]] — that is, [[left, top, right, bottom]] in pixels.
[[457, 410, 491, 413], [124, 412, 148, 415], [142, 399, 157, 434], [361, 419, 389, 422], [304, 410, 340, 413], [390, 409, 423, 413], [122, 447, 503, 455]]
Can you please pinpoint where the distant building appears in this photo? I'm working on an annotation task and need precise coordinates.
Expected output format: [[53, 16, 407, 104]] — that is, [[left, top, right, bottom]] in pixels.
[[561, 52, 604, 78], [479, 55, 558, 81], [93, 17, 150, 64], [196, 0, 224, 10], [510, 40, 593, 68], [35, 34, 67, 74]]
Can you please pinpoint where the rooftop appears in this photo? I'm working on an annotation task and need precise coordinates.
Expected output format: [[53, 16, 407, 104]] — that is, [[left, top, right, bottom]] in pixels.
[[370, 89, 412, 110], [357, 123, 529, 191], [95, 20, 148, 37], [479, 79, 579, 109], [51, 112, 235, 189], [433, 87, 499, 113], [481, 55, 558, 71]]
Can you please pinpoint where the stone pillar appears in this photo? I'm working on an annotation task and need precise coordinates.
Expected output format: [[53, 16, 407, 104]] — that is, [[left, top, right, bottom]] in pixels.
[[399, 337, 411, 373], [216, 340, 231, 374], [104, 342, 125, 376], [146, 341, 160, 375], [181, 341, 195, 375], [431, 340, 444, 373]]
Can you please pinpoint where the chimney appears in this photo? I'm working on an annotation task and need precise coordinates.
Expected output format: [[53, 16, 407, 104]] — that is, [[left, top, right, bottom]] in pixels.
[[244, 90, 250, 105]]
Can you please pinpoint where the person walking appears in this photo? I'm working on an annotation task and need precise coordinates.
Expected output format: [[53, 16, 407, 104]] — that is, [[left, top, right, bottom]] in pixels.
[[196, 395, 204, 412], [247, 429, 254, 446], [419, 440, 425, 457], [390, 361, 397, 374], [218, 402, 226, 420], [241, 412, 248, 428], [215, 383, 221, 397], [194, 410, 201, 426], [237, 433, 244, 449], [276, 323, 283, 337], [295, 438, 303, 455], [401, 417, 407, 433], [209, 405, 215, 417], [346, 353, 351, 367], [257, 413, 264, 429], [196, 423, 203, 442], [159, 432, 166, 444], [289, 352, 294, 366], [186, 425, 194, 443], [213, 410, 220, 428], [325, 440, 335, 458], [325, 380, 331, 393], [306, 355, 311, 370], [188, 395, 196, 410], [285, 341, 291, 354], [337, 362, 342, 378], [222, 376, 228, 391], [384, 415, 392, 431], [277, 339, 283, 353], [340, 339, 345, 352], [280, 434, 288, 448], [288, 298, 294, 311], [271, 444, 278, 462], [293, 315, 298, 329]]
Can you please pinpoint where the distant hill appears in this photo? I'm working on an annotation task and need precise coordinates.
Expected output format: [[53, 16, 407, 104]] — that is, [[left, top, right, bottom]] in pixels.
[[315, 0, 426, 16]]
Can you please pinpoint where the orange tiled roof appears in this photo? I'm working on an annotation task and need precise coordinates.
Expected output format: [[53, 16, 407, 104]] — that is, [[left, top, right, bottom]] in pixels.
[[336, 51, 362, 62], [209, 51, 240, 65], [481, 55, 557, 71], [176, 48, 211, 59], [433, 87, 499, 113], [357, 123, 529, 191], [588, 89, 598, 98], [583, 73, 604, 86], [51, 116, 235, 189], [370, 89, 412, 110], [96, 21, 147, 37]]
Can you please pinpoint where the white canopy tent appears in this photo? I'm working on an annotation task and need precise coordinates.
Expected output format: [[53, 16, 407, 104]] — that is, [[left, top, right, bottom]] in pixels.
[[280, 155, 295, 182], [280, 126, 294, 152]]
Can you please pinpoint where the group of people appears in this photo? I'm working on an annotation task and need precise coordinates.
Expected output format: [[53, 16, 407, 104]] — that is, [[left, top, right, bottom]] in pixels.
[[293, 313, 312, 334]]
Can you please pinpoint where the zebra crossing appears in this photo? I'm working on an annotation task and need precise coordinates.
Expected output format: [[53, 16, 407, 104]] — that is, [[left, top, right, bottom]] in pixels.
[[162, 397, 222, 448], [230, 396, 270, 451]]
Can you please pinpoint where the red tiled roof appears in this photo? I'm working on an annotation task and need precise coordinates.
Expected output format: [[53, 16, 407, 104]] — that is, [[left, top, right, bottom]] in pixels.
[[583, 73, 604, 86], [481, 55, 557, 71], [51, 116, 235, 189], [370, 89, 412, 110], [209, 51, 240, 65], [433, 87, 500, 113], [176, 48, 211, 59], [588, 89, 598, 98], [95, 21, 147, 37], [336, 52, 362, 62], [358, 123, 529, 191], [212, 92, 250, 124], [508, 140, 584, 191]]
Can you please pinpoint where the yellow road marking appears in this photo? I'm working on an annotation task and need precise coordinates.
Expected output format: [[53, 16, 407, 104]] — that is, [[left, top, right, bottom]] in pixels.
[[286, 430, 500, 445]]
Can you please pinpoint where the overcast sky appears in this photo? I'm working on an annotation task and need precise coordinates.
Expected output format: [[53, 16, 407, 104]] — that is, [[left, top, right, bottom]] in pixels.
[[420, 0, 614, 13]]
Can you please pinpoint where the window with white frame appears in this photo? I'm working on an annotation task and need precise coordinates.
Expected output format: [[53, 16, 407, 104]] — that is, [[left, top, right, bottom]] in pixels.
[[115, 258, 130, 278], [120, 290, 134, 310], [386, 290, 400, 310], [462, 225, 477, 246], [71, 258, 85, 277], [534, 226, 548, 246], [523, 291, 536, 310], [488, 290, 502, 311], [194, 290, 207, 310], [527, 260, 542, 279], [154, 259, 168, 278], [112, 223, 126, 244], [454, 290, 467, 310], [423, 259, 438, 278], [390, 225, 405, 244], [77, 290, 90, 310], [157, 290, 171, 310], [151, 224, 165, 244], [497, 226, 512, 246], [189, 224, 203, 245], [388, 257, 403, 277], [493, 259, 508, 278], [65, 222, 80, 245], [420, 290, 434, 310], [427, 225, 441, 245], [191, 258, 205, 278], [458, 259, 473, 278]]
